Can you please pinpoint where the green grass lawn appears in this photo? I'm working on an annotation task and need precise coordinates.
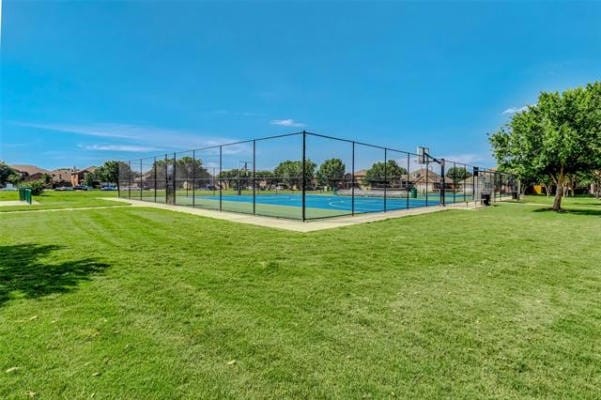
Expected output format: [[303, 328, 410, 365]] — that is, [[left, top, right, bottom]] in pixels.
[[0, 190, 121, 212], [0, 194, 599, 399]]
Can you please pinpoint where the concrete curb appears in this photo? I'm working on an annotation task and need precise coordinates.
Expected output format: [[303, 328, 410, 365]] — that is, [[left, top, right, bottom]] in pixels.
[[103, 197, 483, 232]]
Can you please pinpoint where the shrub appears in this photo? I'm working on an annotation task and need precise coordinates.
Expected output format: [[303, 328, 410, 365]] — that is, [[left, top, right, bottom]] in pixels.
[[20, 180, 45, 196]]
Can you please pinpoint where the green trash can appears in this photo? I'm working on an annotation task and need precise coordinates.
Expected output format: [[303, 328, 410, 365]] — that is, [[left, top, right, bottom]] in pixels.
[[19, 188, 32, 204], [410, 187, 417, 199]]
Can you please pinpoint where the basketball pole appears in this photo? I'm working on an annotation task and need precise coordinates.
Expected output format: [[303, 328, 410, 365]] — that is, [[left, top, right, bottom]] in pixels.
[[419, 146, 445, 206]]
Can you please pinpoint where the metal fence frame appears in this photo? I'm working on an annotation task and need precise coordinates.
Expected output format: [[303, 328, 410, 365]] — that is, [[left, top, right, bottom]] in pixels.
[[118, 131, 517, 221]]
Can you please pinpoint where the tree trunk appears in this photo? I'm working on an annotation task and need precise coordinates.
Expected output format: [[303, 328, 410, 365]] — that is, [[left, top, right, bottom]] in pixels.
[[552, 185, 563, 210], [552, 172, 565, 211]]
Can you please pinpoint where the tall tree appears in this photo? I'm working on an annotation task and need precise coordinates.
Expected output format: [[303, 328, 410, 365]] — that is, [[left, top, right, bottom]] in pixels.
[[316, 158, 346, 189], [363, 160, 407, 187], [217, 169, 234, 188], [591, 170, 601, 199], [97, 161, 131, 190], [0, 162, 18, 185], [490, 82, 601, 210], [174, 156, 211, 188], [147, 157, 211, 189], [83, 172, 96, 188], [273, 160, 316, 189], [446, 166, 472, 182], [255, 170, 276, 185]]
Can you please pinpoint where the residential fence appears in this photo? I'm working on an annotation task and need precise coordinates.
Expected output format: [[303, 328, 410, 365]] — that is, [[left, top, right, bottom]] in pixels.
[[118, 131, 517, 220]]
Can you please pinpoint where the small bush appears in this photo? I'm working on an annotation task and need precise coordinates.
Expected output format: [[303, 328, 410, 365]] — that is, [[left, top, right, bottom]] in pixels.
[[20, 180, 45, 196]]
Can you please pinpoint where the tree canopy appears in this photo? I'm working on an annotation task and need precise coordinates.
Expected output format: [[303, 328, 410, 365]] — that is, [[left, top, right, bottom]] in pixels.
[[145, 157, 212, 188], [273, 160, 316, 189], [96, 161, 122, 186], [490, 82, 601, 210], [446, 166, 472, 182], [363, 160, 407, 187], [316, 158, 346, 189], [218, 169, 249, 189], [0, 162, 19, 185]]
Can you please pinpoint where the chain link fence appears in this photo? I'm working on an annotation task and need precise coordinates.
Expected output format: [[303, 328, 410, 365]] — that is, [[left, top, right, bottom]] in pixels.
[[118, 131, 517, 220]]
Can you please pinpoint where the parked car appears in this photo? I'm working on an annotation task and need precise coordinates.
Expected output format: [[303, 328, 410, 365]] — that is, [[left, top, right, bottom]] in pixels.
[[73, 185, 88, 191], [55, 186, 74, 191], [100, 184, 118, 191]]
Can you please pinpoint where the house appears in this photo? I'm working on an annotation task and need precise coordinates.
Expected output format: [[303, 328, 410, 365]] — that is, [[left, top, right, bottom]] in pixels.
[[10, 164, 50, 182], [353, 169, 368, 189], [70, 166, 97, 186], [410, 168, 442, 193], [50, 168, 74, 186]]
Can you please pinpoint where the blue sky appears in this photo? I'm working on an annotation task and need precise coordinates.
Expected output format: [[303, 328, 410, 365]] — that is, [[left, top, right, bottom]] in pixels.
[[1, 1, 600, 170]]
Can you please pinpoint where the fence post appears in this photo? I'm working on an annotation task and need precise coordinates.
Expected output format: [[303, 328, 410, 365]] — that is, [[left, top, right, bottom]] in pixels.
[[452, 162, 456, 204], [463, 164, 466, 203], [219, 146, 223, 212], [440, 159, 446, 207], [117, 163, 120, 197], [472, 167, 476, 204], [164, 154, 167, 203], [139, 159, 143, 200], [192, 150, 196, 207], [302, 131, 306, 221], [252, 140, 256, 215], [351, 141, 355, 216], [154, 156, 157, 203], [384, 148, 387, 212], [173, 152, 177, 205], [425, 159, 429, 207], [496, 173, 500, 202], [406, 153, 410, 209], [128, 161, 132, 199]]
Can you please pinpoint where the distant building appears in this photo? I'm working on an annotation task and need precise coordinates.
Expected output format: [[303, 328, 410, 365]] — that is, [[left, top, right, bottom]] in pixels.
[[70, 166, 97, 186], [353, 169, 368, 189], [10, 164, 50, 182], [49, 168, 73, 186], [410, 168, 442, 193]]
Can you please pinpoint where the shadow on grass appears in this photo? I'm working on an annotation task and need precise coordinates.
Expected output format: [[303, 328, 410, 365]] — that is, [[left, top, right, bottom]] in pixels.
[[532, 207, 601, 216], [0, 244, 109, 307]]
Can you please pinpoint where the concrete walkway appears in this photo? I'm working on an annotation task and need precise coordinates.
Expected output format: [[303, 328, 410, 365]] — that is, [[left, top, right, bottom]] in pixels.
[[0, 200, 39, 207], [0, 205, 130, 214], [103, 197, 482, 232]]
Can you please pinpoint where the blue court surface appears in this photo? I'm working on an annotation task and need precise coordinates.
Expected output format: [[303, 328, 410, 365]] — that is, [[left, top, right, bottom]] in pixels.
[[195, 193, 468, 213]]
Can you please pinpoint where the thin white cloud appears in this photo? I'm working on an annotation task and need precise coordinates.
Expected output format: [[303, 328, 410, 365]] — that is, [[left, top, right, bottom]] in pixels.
[[13, 121, 136, 139], [270, 119, 306, 128], [439, 153, 489, 166], [11, 121, 248, 153], [502, 106, 528, 115], [82, 144, 161, 152]]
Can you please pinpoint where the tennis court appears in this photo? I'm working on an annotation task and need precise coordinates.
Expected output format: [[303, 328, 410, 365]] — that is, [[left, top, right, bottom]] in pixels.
[[120, 131, 514, 220], [210, 193, 443, 211], [173, 192, 474, 219]]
